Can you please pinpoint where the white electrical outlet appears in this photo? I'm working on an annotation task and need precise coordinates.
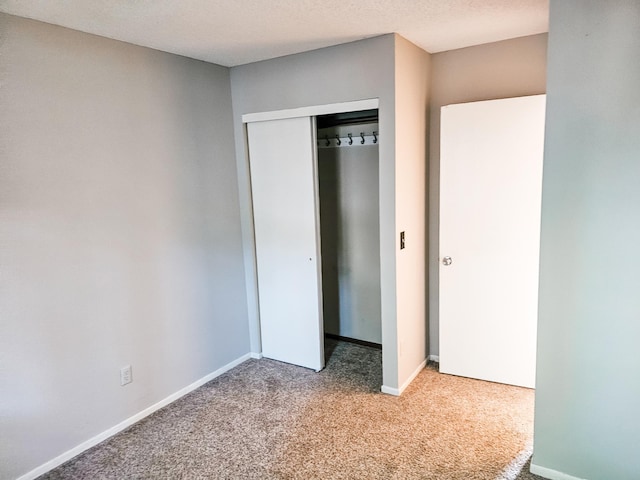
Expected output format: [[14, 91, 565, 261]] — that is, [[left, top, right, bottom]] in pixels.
[[120, 365, 132, 386]]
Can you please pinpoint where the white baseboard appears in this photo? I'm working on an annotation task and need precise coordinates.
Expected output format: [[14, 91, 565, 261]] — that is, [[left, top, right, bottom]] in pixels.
[[496, 445, 532, 480], [381, 358, 428, 397], [399, 359, 427, 394], [17, 352, 252, 480], [530, 463, 588, 480], [380, 385, 400, 396], [250, 352, 263, 359], [428, 354, 440, 362]]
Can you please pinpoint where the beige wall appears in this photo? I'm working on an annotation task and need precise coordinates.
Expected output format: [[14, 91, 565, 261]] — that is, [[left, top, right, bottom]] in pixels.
[[428, 34, 548, 356], [394, 36, 431, 389], [0, 14, 249, 479]]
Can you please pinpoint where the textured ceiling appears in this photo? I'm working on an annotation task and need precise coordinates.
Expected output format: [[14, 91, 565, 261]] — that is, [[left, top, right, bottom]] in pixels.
[[0, 0, 549, 67]]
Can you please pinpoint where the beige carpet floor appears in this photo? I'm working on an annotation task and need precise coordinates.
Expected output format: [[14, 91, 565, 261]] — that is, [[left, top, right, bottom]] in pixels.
[[41, 339, 544, 479]]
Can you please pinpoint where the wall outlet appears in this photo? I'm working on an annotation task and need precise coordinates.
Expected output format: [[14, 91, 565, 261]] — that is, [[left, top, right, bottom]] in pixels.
[[120, 365, 132, 386]]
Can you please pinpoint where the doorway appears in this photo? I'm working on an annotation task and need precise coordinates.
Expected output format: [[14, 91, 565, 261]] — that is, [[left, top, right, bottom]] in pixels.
[[316, 110, 382, 357]]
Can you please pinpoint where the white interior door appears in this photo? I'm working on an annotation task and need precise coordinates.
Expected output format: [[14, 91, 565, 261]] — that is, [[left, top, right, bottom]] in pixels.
[[439, 95, 546, 389], [247, 117, 324, 371]]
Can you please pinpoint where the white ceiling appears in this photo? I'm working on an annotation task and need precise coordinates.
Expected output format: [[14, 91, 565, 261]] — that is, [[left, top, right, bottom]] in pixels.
[[0, 0, 549, 67]]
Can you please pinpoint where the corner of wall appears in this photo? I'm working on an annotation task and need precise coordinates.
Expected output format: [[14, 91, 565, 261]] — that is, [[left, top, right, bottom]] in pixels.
[[393, 35, 431, 389]]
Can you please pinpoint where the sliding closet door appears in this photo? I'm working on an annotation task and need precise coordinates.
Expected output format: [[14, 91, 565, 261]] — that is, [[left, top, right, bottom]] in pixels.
[[247, 117, 324, 371]]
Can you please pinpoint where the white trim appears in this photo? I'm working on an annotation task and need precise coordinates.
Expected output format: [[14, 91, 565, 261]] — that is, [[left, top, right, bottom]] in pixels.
[[310, 116, 326, 372], [380, 359, 428, 397], [428, 354, 440, 362], [250, 352, 263, 359], [381, 385, 400, 396], [241, 98, 379, 123], [530, 463, 588, 480], [496, 445, 533, 480], [16, 353, 252, 480]]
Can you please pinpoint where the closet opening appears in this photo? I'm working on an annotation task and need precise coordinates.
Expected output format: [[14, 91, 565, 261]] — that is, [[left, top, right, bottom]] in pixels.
[[316, 109, 382, 365], [244, 99, 384, 386]]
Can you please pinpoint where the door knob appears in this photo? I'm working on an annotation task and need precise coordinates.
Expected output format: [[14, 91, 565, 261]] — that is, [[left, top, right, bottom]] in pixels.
[[442, 256, 452, 266]]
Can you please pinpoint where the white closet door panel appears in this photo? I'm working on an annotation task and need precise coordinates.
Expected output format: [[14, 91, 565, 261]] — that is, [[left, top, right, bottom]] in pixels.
[[439, 95, 546, 389], [247, 117, 324, 371]]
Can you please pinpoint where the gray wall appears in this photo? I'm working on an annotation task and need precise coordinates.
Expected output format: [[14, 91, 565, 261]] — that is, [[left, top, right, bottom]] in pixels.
[[230, 35, 401, 388], [0, 14, 249, 480], [428, 33, 548, 356], [532, 1, 640, 479]]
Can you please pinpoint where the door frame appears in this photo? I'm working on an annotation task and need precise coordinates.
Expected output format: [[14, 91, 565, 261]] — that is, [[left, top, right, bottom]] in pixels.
[[242, 99, 384, 375], [242, 99, 379, 123]]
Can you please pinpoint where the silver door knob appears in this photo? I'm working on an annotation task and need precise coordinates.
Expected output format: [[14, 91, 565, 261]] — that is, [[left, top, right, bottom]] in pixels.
[[442, 256, 452, 266]]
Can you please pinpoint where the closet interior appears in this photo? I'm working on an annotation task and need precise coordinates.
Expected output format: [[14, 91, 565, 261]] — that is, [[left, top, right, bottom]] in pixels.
[[316, 109, 382, 349]]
